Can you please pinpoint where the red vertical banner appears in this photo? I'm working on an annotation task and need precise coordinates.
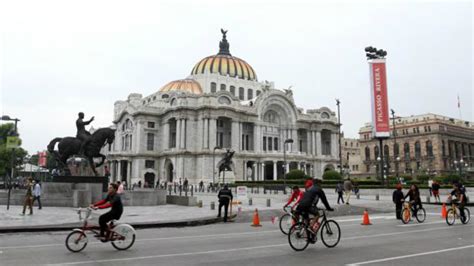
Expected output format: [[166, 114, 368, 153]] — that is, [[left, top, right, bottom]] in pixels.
[[38, 151, 47, 167], [369, 60, 390, 137]]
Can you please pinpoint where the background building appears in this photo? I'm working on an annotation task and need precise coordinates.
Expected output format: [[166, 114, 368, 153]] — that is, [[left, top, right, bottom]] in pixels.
[[359, 113, 474, 179], [104, 31, 340, 186], [341, 136, 362, 177]]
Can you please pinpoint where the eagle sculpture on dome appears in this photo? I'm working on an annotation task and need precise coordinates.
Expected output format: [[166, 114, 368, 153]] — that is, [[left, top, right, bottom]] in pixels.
[[219, 29, 231, 55], [221, 28, 228, 39]]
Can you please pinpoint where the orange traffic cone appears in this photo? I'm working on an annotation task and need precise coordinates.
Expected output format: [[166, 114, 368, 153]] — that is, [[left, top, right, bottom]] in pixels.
[[361, 209, 372, 225], [441, 203, 447, 218], [251, 208, 262, 227]]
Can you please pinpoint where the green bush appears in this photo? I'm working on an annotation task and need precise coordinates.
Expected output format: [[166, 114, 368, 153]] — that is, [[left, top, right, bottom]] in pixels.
[[285, 169, 306, 180], [416, 174, 430, 184], [322, 170, 342, 180], [400, 175, 413, 181]]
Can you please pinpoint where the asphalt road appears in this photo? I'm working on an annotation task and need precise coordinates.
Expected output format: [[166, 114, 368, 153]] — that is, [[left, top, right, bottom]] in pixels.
[[0, 207, 472, 266]]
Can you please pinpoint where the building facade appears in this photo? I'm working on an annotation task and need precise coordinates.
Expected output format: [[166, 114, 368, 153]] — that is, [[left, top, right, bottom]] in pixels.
[[359, 113, 474, 179], [105, 31, 340, 186], [341, 137, 362, 177]]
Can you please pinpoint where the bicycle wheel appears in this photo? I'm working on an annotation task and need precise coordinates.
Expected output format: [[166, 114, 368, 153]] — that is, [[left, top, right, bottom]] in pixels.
[[111, 224, 136, 251], [416, 208, 426, 223], [288, 222, 310, 251], [446, 209, 456, 226], [279, 214, 293, 235], [460, 208, 470, 224], [65, 231, 88, 252], [320, 220, 341, 248], [401, 208, 410, 224]]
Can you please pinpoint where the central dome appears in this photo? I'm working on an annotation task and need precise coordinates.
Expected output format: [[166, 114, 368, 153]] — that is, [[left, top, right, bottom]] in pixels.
[[190, 29, 257, 81]]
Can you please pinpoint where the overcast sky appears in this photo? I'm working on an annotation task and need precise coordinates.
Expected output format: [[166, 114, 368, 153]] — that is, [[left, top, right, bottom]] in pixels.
[[1, 0, 472, 155]]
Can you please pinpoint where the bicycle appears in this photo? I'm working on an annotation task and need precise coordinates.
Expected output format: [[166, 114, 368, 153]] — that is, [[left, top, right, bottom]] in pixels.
[[288, 209, 341, 251], [65, 207, 136, 252], [446, 201, 471, 226], [400, 201, 426, 224], [279, 206, 302, 235]]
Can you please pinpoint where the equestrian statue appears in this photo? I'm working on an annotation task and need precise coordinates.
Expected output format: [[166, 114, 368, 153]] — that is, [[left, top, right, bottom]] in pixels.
[[47, 112, 115, 176], [217, 149, 235, 177]]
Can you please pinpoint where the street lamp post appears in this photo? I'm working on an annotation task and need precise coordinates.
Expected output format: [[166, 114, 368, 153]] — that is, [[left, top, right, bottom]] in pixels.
[[212, 146, 221, 186], [454, 158, 467, 179], [390, 109, 399, 179], [1, 115, 21, 210], [336, 99, 342, 175], [283, 139, 294, 189]]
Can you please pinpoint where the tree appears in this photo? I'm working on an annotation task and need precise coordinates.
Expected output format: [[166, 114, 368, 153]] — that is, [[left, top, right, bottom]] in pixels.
[[323, 170, 342, 180], [0, 123, 28, 180]]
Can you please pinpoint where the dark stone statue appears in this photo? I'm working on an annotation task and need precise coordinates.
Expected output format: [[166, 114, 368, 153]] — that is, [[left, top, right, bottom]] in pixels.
[[218, 28, 231, 55], [47, 113, 115, 176], [218, 149, 235, 176]]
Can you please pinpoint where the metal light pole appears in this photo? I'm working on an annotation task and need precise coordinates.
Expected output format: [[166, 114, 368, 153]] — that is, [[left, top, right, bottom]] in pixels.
[[391, 109, 399, 179], [1, 115, 20, 210], [336, 99, 342, 175], [212, 146, 221, 185], [283, 139, 294, 188]]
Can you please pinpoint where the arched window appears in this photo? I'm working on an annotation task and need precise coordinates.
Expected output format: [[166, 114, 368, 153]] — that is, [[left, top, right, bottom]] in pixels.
[[211, 82, 217, 93], [374, 146, 379, 159], [230, 86, 235, 96], [220, 84, 226, 91], [415, 141, 421, 159], [384, 145, 389, 160], [393, 143, 400, 158], [404, 143, 410, 160], [239, 87, 245, 100], [426, 140, 433, 157], [247, 89, 253, 99], [365, 147, 370, 161], [442, 140, 446, 156]]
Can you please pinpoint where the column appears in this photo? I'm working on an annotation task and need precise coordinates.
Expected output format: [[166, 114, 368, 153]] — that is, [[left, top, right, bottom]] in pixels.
[[316, 131, 322, 156], [311, 131, 316, 155], [292, 129, 298, 152], [176, 119, 181, 150], [273, 161, 277, 181], [231, 121, 239, 151], [252, 163, 257, 181], [253, 124, 260, 152], [331, 132, 338, 157], [163, 122, 170, 150], [209, 118, 217, 148], [306, 131, 311, 154], [117, 160, 122, 181], [239, 122, 243, 150], [197, 118, 203, 150], [203, 118, 209, 149], [243, 160, 247, 181], [261, 162, 265, 181], [180, 119, 186, 149], [128, 161, 132, 185]]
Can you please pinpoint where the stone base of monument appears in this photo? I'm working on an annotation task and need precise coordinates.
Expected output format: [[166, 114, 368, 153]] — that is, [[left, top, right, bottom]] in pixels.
[[166, 195, 197, 206]]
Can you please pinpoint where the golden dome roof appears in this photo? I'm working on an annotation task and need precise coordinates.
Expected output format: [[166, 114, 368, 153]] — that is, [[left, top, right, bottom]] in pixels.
[[190, 29, 257, 81], [159, 79, 203, 95]]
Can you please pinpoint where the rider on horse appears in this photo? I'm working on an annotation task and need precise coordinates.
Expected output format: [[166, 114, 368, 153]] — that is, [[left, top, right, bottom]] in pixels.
[[76, 112, 94, 156]]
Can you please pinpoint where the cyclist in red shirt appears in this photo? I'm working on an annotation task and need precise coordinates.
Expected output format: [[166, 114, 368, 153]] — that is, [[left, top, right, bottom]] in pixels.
[[284, 186, 304, 209]]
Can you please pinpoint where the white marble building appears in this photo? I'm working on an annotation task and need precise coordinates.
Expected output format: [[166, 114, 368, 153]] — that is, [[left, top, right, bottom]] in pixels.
[[106, 31, 340, 186]]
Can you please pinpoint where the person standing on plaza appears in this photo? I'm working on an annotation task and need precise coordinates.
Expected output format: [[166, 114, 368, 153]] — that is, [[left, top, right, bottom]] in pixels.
[[183, 178, 189, 191], [335, 181, 345, 204], [21, 177, 34, 215], [431, 180, 440, 203], [392, 184, 404, 219], [32, 180, 42, 210], [344, 178, 353, 205], [199, 180, 204, 192], [217, 185, 233, 222]]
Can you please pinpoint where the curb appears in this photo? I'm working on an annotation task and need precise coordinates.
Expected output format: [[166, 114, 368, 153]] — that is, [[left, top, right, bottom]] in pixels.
[[0, 216, 221, 234], [422, 202, 473, 207]]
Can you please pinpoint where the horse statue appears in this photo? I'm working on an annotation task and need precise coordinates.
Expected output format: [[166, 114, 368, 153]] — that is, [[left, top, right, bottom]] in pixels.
[[217, 149, 235, 176], [47, 127, 115, 176]]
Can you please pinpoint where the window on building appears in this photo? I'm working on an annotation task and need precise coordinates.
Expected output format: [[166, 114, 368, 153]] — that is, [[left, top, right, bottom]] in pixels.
[[230, 86, 235, 96], [426, 140, 433, 157], [247, 89, 253, 99], [365, 147, 370, 160], [274, 138, 278, 151], [239, 87, 244, 100], [169, 119, 177, 148], [404, 143, 410, 160], [220, 84, 226, 91], [263, 137, 267, 151], [246, 135, 250, 150], [384, 145, 389, 160], [415, 141, 421, 159], [145, 160, 155, 169], [299, 140, 303, 152], [413, 128, 416, 133], [366, 164, 370, 172], [147, 133, 154, 151], [129, 135, 133, 150], [428, 126, 431, 132], [211, 82, 217, 93], [394, 143, 400, 158], [442, 140, 446, 156], [147, 122, 155, 128], [374, 146, 379, 159], [268, 137, 273, 151]]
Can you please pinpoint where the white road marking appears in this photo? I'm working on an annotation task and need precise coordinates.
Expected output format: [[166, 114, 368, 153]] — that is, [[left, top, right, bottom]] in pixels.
[[47, 225, 473, 265], [346, 244, 474, 265], [396, 220, 445, 227]]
